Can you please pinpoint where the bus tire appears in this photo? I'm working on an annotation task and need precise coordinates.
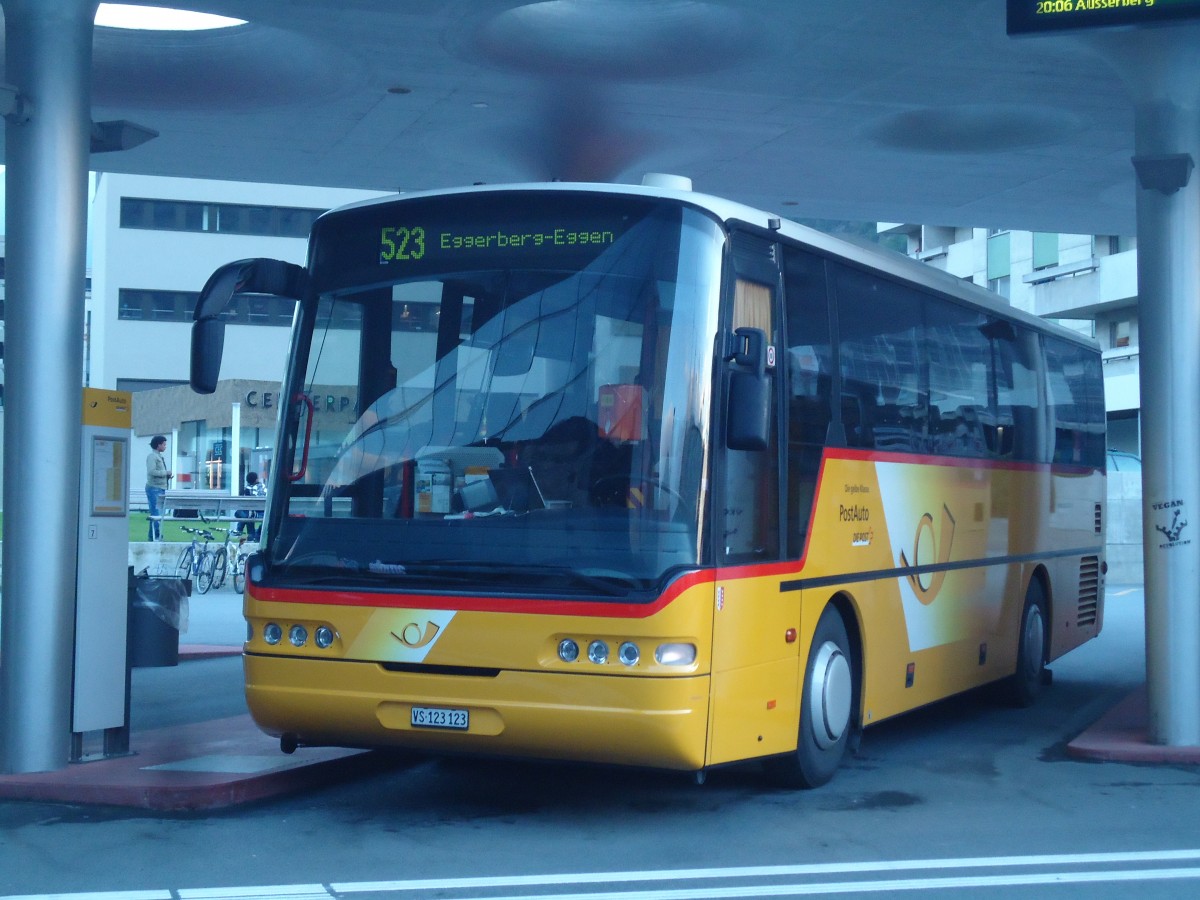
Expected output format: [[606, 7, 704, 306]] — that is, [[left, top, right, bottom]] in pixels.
[[764, 605, 855, 789], [1003, 579, 1048, 707]]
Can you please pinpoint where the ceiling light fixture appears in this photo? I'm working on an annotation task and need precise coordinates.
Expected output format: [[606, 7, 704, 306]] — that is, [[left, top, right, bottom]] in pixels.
[[95, 3, 246, 31]]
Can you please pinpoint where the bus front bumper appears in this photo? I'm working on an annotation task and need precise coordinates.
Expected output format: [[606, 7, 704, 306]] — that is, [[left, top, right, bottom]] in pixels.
[[244, 653, 711, 771]]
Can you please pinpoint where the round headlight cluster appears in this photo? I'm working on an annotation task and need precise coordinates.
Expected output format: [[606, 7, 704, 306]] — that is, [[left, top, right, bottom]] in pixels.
[[556, 637, 696, 668], [588, 640, 610, 664], [260, 622, 338, 651], [618, 641, 640, 666]]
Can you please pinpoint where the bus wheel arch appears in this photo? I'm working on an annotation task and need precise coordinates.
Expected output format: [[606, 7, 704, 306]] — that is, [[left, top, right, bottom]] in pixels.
[[764, 597, 862, 788]]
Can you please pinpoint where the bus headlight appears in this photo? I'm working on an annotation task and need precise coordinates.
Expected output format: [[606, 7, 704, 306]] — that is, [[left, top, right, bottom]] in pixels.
[[618, 641, 640, 666], [587, 640, 609, 664], [289, 624, 308, 647], [558, 639, 580, 663], [315, 626, 335, 649], [655, 643, 696, 666], [263, 623, 283, 645]]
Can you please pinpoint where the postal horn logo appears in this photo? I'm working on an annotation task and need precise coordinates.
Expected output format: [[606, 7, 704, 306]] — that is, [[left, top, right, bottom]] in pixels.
[[392, 620, 441, 649], [899, 504, 956, 606]]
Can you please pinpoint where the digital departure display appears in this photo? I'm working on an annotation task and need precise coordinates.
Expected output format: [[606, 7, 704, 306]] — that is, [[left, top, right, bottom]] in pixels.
[[1008, 0, 1200, 34]]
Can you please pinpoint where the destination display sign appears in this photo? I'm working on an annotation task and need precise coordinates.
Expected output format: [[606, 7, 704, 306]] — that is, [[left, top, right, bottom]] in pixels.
[[311, 191, 663, 294], [379, 222, 617, 265], [1008, 0, 1200, 34]]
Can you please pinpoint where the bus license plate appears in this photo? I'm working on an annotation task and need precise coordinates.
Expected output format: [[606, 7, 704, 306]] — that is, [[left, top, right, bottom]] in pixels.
[[411, 706, 469, 730]]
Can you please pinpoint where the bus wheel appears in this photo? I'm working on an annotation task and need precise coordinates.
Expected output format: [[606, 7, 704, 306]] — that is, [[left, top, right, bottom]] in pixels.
[[764, 606, 855, 789], [1003, 579, 1048, 707]]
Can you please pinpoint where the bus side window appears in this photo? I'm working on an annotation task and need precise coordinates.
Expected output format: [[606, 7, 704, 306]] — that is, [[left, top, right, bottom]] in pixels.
[[1044, 336, 1105, 468], [835, 264, 926, 454], [723, 274, 780, 562], [722, 230, 782, 564], [783, 247, 832, 558], [925, 297, 989, 459]]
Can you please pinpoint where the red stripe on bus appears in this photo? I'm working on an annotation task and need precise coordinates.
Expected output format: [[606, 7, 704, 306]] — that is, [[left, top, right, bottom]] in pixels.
[[251, 567, 719, 618]]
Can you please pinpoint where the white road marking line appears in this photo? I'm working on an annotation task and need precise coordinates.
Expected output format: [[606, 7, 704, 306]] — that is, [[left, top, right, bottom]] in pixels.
[[333, 848, 1200, 893], [9, 849, 1200, 900], [438, 866, 1200, 900]]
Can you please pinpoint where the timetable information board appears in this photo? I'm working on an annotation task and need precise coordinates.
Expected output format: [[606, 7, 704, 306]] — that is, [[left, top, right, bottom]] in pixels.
[[1008, 0, 1200, 34]]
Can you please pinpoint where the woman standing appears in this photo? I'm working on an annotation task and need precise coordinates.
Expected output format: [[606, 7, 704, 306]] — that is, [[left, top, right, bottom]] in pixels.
[[145, 435, 171, 541]]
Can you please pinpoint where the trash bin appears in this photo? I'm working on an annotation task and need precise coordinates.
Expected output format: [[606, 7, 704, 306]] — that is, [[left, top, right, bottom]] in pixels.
[[127, 567, 190, 668]]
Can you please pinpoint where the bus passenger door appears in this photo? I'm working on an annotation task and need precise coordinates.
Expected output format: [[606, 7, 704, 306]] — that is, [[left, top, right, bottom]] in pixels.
[[708, 233, 801, 766]]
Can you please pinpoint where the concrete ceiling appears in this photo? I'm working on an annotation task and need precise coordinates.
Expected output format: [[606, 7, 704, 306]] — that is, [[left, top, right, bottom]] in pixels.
[[3, 0, 1194, 236]]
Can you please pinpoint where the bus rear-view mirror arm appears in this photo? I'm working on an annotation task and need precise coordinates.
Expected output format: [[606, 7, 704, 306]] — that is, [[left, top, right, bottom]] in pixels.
[[725, 326, 772, 452], [190, 258, 309, 394]]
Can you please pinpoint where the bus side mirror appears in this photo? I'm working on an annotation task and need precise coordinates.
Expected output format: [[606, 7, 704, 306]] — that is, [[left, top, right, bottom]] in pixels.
[[191, 258, 308, 394], [726, 327, 772, 452], [191, 318, 226, 394]]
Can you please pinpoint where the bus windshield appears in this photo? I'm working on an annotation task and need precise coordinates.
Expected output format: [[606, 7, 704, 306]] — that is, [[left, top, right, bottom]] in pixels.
[[268, 192, 724, 596]]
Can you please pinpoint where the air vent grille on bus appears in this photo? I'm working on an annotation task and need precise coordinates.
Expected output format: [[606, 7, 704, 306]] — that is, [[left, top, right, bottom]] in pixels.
[[1094, 503, 1103, 535], [1078, 555, 1100, 627], [730, 231, 777, 262]]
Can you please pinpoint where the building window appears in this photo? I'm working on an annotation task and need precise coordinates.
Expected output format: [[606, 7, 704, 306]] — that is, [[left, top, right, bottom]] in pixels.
[[1032, 232, 1059, 270], [120, 197, 324, 238], [986, 232, 1011, 296], [119, 287, 319, 327], [118, 288, 200, 322], [986, 232, 1011, 281]]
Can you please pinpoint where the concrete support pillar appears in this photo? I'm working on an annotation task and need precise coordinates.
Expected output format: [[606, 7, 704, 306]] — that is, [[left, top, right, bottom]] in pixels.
[[231, 401, 242, 496], [1135, 97, 1200, 746], [1097, 21, 1200, 747], [0, 0, 98, 773]]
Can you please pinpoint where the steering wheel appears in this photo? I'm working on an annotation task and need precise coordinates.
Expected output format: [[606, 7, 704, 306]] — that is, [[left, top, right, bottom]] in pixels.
[[591, 475, 686, 513]]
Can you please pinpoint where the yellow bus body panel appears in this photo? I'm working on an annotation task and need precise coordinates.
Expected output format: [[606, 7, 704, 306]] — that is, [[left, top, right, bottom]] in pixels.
[[244, 578, 716, 770], [793, 453, 1103, 725], [706, 572, 803, 766], [243, 451, 1103, 772]]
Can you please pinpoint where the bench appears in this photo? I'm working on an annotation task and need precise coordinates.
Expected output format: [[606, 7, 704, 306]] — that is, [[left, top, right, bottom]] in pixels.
[[138, 489, 267, 523]]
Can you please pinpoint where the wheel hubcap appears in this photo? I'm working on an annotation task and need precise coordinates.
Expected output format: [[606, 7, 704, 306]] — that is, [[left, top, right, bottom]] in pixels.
[[810, 641, 852, 749], [1024, 606, 1045, 675]]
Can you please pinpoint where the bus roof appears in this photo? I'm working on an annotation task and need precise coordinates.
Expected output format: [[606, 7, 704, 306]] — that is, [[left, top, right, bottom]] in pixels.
[[320, 180, 1098, 351]]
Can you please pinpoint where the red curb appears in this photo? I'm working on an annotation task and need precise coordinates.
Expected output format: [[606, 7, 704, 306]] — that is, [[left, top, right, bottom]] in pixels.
[[1066, 686, 1200, 765]]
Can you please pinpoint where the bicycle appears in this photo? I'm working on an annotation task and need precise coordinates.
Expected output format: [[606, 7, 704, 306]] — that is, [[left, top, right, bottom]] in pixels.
[[176, 525, 218, 594], [210, 526, 252, 592]]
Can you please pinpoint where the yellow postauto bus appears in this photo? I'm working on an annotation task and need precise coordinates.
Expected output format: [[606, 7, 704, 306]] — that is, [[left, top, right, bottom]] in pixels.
[[190, 179, 1106, 787]]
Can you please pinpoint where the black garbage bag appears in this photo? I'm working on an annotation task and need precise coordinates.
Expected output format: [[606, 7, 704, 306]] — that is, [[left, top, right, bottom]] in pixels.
[[128, 570, 190, 667]]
